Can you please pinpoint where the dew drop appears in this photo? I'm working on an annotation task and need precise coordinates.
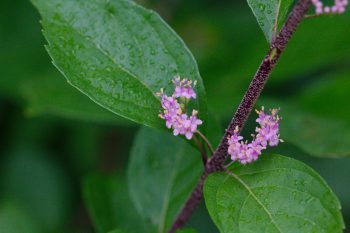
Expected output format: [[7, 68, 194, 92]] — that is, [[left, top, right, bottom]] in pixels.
[[163, 48, 169, 54], [259, 4, 266, 11]]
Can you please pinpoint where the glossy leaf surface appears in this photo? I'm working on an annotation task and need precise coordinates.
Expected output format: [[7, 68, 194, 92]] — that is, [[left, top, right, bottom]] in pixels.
[[31, 0, 207, 128], [83, 174, 154, 233], [128, 127, 203, 233], [204, 154, 344, 233], [246, 0, 293, 42]]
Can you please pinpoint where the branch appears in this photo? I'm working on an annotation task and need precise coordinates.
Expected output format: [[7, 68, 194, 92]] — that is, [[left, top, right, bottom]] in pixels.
[[168, 0, 312, 232]]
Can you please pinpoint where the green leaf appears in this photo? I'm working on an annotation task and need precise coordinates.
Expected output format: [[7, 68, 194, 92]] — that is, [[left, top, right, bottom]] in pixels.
[[279, 71, 350, 157], [266, 142, 350, 211], [204, 154, 344, 233], [0, 0, 130, 124], [246, 0, 293, 42], [30, 0, 207, 129], [294, 71, 350, 123], [83, 174, 153, 233], [282, 109, 350, 157], [185, 201, 219, 233], [273, 14, 350, 81], [23, 72, 131, 125], [128, 127, 203, 233], [0, 201, 42, 233]]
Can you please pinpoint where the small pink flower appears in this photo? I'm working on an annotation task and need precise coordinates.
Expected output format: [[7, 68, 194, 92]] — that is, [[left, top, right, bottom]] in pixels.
[[227, 107, 282, 165], [157, 76, 202, 140], [255, 108, 281, 147], [311, 0, 348, 14], [172, 76, 197, 99], [158, 92, 182, 129], [172, 111, 202, 139]]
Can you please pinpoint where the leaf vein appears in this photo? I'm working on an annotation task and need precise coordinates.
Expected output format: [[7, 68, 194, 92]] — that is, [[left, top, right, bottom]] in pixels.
[[226, 170, 284, 233]]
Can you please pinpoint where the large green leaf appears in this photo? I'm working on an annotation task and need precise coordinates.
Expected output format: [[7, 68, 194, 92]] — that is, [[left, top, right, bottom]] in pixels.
[[30, 0, 207, 129], [246, 0, 294, 42], [83, 174, 153, 233], [276, 71, 350, 157], [204, 154, 344, 233], [128, 127, 203, 233], [267, 142, 350, 215], [185, 201, 219, 233], [294, 71, 350, 124], [23, 72, 130, 124], [0, 201, 42, 233], [273, 14, 350, 81], [0, 0, 130, 124], [281, 108, 350, 157]]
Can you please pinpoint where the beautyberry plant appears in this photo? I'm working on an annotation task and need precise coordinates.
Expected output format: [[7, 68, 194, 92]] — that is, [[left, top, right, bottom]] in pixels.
[[30, 0, 349, 232]]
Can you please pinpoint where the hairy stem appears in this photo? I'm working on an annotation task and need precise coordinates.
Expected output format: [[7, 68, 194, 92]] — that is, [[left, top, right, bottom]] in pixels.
[[168, 0, 311, 232]]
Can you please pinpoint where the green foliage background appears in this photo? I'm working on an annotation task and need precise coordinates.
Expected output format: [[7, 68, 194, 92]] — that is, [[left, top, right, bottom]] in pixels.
[[0, 0, 350, 232]]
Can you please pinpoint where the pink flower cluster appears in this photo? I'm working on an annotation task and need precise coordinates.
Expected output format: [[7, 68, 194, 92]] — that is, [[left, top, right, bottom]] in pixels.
[[227, 107, 282, 165], [312, 0, 348, 14], [173, 77, 197, 99], [157, 76, 202, 140]]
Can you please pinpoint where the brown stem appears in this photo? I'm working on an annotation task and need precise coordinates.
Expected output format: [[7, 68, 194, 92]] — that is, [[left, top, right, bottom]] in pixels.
[[168, 0, 312, 232]]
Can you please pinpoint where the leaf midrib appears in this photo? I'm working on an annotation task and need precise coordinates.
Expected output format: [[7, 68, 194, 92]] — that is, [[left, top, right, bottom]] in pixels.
[[44, 8, 158, 105], [111, 0, 182, 96], [226, 170, 283, 233], [273, 0, 282, 39]]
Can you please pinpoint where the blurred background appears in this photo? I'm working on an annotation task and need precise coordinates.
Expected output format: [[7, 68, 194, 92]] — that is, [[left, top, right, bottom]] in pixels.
[[1, 0, 350, 232]]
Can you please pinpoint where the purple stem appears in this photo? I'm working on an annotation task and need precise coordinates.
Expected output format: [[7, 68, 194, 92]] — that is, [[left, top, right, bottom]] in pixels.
[[169, 0, 312, 232]]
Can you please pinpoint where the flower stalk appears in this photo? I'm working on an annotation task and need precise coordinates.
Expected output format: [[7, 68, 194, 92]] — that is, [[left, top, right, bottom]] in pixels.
[[196, 130, 214, 154]]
